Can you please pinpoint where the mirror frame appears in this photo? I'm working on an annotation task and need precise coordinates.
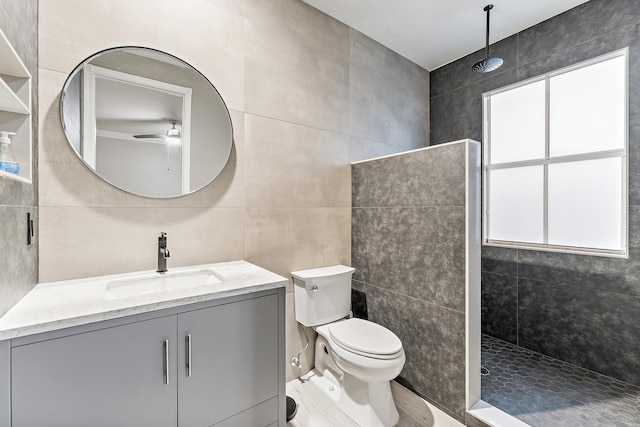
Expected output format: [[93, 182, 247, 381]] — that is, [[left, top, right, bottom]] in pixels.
[[59, 46, 234, 198]]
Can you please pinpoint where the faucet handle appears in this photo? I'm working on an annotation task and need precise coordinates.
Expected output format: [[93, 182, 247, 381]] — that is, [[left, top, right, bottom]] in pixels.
[[164, 249, 170, 258]]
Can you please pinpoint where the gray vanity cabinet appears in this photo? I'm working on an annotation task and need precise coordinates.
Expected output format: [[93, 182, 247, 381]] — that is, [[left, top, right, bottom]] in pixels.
[[11, 315, 178, 427], [178, 293, 280, 426], [6, 289, 284, 427]]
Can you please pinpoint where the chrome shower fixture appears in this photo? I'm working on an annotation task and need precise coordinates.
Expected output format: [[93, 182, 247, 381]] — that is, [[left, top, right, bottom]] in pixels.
[[472, 4, 503, 73]]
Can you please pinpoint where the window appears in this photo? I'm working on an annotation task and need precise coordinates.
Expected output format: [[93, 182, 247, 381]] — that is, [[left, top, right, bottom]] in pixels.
[[483, 49, 628, 257]]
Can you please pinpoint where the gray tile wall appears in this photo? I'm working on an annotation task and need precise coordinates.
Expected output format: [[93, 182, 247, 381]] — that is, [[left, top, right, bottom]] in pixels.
[[430, 0, 640, 386], [466, 414, 492, 427], [352, 142, 469, 422], [0, 0, 38, 317]]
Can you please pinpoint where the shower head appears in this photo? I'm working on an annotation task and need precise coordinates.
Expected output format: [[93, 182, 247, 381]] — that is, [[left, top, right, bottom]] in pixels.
[[472, 56, 504, 73], [472, 4, 503, 74]]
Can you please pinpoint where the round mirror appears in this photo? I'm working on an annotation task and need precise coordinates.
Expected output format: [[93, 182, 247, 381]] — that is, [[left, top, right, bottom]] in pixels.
[[60, 47, 233, 198]]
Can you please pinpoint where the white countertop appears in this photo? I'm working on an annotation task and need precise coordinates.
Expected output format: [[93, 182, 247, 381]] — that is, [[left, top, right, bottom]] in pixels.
[[0, 260, 287, 341]]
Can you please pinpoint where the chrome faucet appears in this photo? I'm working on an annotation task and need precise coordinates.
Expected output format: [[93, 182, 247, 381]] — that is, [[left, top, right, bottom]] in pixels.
[[157, 232, 170, 273]]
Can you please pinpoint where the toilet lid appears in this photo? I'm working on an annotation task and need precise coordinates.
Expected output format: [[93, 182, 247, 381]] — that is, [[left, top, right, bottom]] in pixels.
[[328, 318, 402, 356]]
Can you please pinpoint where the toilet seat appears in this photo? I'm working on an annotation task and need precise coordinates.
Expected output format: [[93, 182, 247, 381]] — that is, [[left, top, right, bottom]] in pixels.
[[315, 322, 406, 383], [328, 318, 402, 360]]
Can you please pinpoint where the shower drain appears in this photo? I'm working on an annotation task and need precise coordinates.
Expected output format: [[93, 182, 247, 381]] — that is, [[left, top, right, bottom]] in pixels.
[[481, 366, 490, 376]]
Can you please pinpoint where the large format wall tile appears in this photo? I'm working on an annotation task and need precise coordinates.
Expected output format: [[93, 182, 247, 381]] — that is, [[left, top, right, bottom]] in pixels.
[[0, 207, 37, 317], [480, 246, 518, 277], [0, 179, 35, 210], [243, 0, 349, 63], [0, 0, 37, 72], [429, 35, 518, 99], [349, 136, 410, 163], [349, 30, 429, 148], [518, 278, 640, 386], [481, 272, 517, 344], [354, 281, 466, 421], [244, 114, 350, 208], [351, 141, 472, 423], [244, 0, 349, 133], [466, 414, 492, 427], [352, 206, 466, 311], [245, 207, 351, 286], [517, 249, 640, 298], [39, 206, 245, 282], [352, 143, 466, 208], [39, 0, 245, 111], [518, 23, 640, 82], [517, 0, 640, 68]]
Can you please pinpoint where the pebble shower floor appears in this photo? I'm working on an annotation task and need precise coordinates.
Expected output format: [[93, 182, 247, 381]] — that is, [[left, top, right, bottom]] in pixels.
[[481, 335, 640, 427]]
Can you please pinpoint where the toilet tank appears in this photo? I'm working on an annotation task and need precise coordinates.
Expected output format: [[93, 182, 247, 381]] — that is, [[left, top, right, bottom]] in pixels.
[[292, 265, 355, 327]]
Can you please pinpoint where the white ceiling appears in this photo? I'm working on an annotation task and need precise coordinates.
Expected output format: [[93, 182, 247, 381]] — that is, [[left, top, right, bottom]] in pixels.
[[302, 0, 590, 71]]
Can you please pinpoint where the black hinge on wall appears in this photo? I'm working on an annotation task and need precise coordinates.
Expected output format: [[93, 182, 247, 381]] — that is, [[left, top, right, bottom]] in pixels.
[[26, 212, 34, 245]]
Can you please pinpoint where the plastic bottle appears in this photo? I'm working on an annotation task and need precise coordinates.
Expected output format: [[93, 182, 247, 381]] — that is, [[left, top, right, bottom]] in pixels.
[[0, 131, 19, 175]]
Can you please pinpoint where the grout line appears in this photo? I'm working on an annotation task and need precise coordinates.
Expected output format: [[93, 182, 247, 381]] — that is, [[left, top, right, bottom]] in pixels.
[[482, 334, 640, 390], [516, 249, 519, 347], [352, 278, 466, 315]]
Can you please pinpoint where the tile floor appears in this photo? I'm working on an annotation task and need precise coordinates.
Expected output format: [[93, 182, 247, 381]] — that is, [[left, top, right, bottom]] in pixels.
[[286, 374, 464, 427], [482, 335, 640, 427]]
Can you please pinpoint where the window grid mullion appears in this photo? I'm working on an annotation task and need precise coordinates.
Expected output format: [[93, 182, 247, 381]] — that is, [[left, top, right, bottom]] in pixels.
[[543, 76, 550, 245], [483, 95, 492, 244], [486, 148, 625, 170]]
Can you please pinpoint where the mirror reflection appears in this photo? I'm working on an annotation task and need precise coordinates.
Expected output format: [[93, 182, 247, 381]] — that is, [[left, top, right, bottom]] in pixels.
[[60, 47, 233, 198]]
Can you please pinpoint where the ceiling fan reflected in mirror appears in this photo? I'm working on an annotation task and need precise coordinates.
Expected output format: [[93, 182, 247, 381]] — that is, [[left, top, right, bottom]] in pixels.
[[133, 119, 181, 143]]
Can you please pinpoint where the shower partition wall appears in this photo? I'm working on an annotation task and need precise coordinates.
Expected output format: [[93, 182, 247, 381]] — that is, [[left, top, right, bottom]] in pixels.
[[351, 140, 484, 424]]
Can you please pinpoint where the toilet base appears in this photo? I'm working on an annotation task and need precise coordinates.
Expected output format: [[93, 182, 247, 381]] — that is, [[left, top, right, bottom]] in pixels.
[[309, 368, 399, 427]]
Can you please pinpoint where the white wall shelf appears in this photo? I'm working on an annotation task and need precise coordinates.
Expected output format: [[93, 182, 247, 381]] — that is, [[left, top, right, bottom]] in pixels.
[[0, 169, 30, 183], [0, 78, 29, 114], [0, 25, 32, 183]]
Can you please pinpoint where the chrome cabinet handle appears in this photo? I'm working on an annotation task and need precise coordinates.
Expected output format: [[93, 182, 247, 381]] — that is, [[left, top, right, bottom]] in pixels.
[[310, 286, 319, 292], [186, 334, 192, 378], [163, 339, 170, 385]]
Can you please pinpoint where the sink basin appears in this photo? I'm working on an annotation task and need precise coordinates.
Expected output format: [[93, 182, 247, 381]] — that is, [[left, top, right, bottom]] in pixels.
[[105, 269, 223, 299]]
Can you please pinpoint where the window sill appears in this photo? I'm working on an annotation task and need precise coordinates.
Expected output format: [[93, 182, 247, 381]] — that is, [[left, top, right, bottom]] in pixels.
[[483, 240, 628, 259]]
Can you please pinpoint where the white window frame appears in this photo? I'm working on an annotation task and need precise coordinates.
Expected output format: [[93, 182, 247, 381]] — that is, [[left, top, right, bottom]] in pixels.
[[482, 48, 629, 258]]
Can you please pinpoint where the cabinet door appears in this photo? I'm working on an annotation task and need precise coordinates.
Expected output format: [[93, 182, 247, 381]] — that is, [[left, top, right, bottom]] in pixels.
[[11, 316, 178, 427], [178, 294, 279, 426], [211, 396, 278, 427]]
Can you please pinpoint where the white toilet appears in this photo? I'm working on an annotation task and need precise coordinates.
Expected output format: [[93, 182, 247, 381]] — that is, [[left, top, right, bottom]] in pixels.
[[292, 265, 405, 427]]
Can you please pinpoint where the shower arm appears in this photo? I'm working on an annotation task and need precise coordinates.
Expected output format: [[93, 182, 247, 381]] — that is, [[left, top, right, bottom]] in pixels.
[[485, 4, 493, 58]]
